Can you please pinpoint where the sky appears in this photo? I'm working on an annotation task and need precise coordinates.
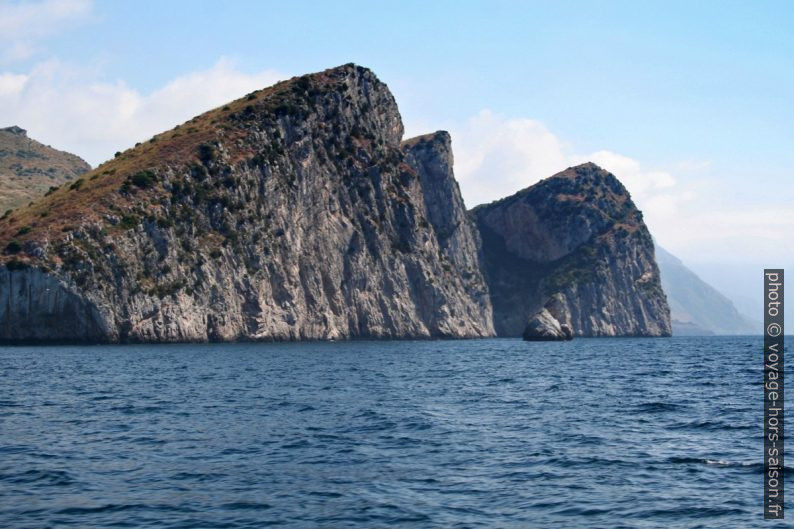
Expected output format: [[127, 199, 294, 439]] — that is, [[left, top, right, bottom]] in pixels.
[[1, 0, 792, 320]]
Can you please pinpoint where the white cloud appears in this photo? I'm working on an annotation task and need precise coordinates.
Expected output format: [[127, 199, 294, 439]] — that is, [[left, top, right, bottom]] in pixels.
[[0, 0, 93, 62], [450, 109, 678, 210], [0, 72, 29, 95], [451, 110, 570, 206], [448, 108, 794, 266], [0, 58, 285, 165]]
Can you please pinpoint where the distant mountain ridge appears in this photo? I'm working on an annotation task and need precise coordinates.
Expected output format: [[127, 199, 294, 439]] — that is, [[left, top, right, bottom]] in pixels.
[[0, 126, 91, 214], [655, 245, 759, 335]]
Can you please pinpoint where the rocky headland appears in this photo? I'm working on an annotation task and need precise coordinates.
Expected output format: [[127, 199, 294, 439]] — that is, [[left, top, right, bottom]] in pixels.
[[0, 64, 670, 343]]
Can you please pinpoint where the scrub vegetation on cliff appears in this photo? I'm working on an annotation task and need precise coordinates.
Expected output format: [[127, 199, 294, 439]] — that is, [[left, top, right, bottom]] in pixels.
[[0, 64, 669, 343]]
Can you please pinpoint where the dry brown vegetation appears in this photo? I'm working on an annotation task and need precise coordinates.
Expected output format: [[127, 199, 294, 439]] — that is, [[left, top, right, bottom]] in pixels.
[[0, 66, 347, 264]]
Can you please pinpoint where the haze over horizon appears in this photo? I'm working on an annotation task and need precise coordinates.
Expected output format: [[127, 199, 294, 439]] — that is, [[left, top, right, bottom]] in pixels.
[[1, 0, 791, 324]]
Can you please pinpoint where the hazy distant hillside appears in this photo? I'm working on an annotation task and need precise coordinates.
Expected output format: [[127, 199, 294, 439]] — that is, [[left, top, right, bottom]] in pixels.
[[656, 245, 759, 335], [0, 126, 91, 213]]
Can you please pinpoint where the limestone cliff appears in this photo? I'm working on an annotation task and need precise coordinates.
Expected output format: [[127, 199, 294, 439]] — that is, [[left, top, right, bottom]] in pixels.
[[472, 163, 671, 339], [0, 65, 670, 344], [0, 64, 493, 343]]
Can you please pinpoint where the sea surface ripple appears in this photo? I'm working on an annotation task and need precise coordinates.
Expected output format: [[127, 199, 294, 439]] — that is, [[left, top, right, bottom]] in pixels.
[[0, 336, 783, 528]]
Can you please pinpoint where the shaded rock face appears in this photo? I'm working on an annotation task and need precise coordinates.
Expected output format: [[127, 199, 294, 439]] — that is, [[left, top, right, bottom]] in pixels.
[[472, 163, 672, 339], [0, 126, 91, 213], [0, 64, 494, 343], [0, 267, 108, 343], [401, 132, 493, 332], [522, 307, 573, 341]]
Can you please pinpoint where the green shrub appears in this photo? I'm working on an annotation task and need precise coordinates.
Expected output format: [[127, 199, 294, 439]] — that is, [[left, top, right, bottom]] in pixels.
[[295, 77, 311, 93], [69, 179, 84, 191], [5, 259, 27, 270], [16, 225, 32, 236], [198, 143, 216, 163], [130, 170, 157, 189], [120, 214, 139, 229], [5, 241, 22, 254]]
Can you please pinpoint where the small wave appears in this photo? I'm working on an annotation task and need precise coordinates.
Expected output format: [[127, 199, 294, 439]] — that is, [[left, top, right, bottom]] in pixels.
[[108, 404, 163, 415], [552, 506, 612, 516], [171, 471, 226, 482], [221, 500, 272, 510], [281, 439, 311, 449], [668, 419, 752, 431], [669, 457, 794, 474], [308, 490, 343, 498], [0, 469, 74, 486], [633, 401, 685, 413], [0, 445, 30, 455], [402, 420, 432, 431], [636, 505, 747, 518], [56, 503, 145, 515]]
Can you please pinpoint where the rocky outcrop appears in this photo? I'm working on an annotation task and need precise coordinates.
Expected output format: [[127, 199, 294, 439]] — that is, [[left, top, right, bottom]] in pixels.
[[0, 126, 91, 213], [0, 64, 493, 343], [0, 65, 671, 344], [472, 163, 672, 339], [522, 308, 573, 341]]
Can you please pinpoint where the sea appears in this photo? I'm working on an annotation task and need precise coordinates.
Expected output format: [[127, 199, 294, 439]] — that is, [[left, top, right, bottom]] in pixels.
[[0, 336, 786, 528]]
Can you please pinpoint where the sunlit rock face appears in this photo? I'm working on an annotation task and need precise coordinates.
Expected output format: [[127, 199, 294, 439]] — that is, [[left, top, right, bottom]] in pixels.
[[0, 64, 494, 343]]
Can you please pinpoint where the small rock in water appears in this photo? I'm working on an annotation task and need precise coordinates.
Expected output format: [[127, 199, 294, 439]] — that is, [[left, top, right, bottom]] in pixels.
[[523, 308, 573, 341]]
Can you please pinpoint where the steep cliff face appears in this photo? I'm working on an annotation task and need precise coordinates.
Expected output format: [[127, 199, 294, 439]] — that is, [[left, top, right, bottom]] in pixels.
[[472, 163, 671, 339], [0, 126, 91, 213], [0, 65, 670, 344], [0, 64, 493, 343], [401, 132, 492, 332]]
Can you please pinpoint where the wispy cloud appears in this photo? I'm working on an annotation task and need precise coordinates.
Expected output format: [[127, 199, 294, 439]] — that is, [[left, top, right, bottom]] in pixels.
[[0, 0, 93, 62], [446, 108, 793, 266], [0, 58, 286, 165]]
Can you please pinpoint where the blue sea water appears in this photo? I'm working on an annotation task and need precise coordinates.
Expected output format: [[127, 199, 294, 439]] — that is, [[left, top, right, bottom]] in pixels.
[[0, 336, 786, 528]]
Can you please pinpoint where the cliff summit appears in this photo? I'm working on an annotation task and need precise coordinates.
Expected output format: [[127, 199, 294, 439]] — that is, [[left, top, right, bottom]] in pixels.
[[0, 65, 670, 343]]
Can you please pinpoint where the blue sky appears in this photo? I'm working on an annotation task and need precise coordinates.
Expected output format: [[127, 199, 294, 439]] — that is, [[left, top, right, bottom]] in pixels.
[[1, 0, 792, 318], [35, 1, 794, 169]]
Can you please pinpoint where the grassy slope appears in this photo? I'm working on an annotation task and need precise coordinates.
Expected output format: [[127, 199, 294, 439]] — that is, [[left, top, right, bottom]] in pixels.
[[0, 67, 345, 266]]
